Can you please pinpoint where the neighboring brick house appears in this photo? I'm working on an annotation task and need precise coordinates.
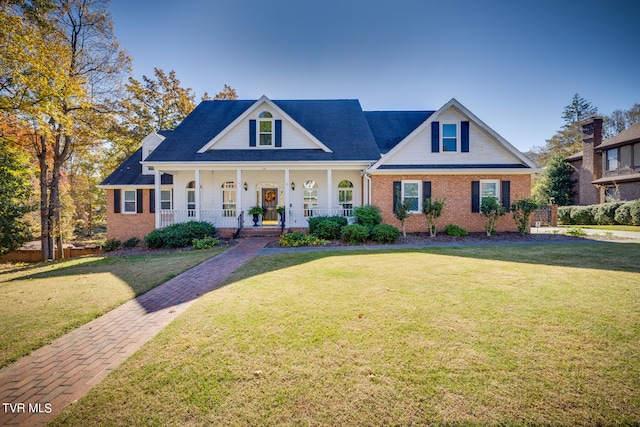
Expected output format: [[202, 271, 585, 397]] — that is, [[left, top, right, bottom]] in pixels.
[[566, 118, 640, 205], [99, 96, 539, 240]]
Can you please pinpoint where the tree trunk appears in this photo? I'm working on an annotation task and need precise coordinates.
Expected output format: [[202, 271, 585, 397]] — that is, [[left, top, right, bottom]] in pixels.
[[38, 135, 53, 261]]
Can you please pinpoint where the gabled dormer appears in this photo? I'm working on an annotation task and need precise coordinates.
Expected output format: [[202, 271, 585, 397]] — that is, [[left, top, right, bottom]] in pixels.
[[141, 131, 170, 175], [197, 96, 332, 153]]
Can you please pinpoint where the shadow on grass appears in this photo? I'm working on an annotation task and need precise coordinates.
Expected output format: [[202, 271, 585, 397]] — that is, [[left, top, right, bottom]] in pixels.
[[3, 247, 229, 314]]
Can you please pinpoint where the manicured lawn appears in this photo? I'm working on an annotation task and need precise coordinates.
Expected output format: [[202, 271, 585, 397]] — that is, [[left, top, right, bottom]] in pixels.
[[52, 243, 640, 426], [0, 247, 227, 368], [569, 224, 640, 232]]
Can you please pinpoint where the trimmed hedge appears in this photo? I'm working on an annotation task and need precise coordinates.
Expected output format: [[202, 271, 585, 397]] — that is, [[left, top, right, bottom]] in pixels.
[[309, 216, 348, 240], [558, 200, 640, 226], [341, 224, 370, 245], [444, 224, 468, 237], [372, 224, 400, 243], [145, 221, 217, 249]]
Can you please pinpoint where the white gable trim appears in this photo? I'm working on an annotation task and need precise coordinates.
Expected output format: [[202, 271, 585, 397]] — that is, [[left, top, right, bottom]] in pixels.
[[197, 95, 333, 153], [368, 98, 537, 171]]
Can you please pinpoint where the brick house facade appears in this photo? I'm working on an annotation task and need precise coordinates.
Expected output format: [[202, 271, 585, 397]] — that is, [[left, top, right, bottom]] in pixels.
[[100, 97, 538, 240]]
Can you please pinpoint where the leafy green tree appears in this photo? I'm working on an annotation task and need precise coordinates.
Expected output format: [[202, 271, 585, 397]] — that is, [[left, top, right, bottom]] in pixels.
[[394, 200, 410, 237], [479, 196, 506, 236], [532, 94, 598, 166], [511, 198, 538, 235], [0, 140, 35, 254], [0, 0, 130, 260], [422, 198, 445, 237], [535, 153, 576, 206]]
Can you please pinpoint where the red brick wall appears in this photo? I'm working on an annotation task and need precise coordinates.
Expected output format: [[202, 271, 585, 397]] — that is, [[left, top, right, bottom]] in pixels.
[[370, 174, 532, 234], [105, 189, 156, 241]]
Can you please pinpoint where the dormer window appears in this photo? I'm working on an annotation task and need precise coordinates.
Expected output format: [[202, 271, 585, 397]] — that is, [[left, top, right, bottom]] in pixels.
[[259, 111, 273, 146], [442, 124, 457, 152]]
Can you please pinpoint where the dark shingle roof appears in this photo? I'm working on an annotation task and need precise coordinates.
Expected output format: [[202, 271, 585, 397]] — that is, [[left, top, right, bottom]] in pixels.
[[145, 99, 381, 163], [365, 111, 434, 154], [597, 121, 640, 150], [100, 148, 173, 186]]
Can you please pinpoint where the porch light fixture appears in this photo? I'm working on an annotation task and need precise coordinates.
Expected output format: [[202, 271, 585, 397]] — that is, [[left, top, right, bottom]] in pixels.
[[291, 182, 295, 191], [243, 182, 248, 191]]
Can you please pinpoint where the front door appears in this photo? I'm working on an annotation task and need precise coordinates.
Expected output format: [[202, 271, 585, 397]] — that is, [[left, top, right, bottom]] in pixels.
[[262, 188, 278, 222]]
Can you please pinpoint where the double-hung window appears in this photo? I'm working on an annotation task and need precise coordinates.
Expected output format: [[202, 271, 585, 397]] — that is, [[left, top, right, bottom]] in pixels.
[[259, 112, 273, 146], [442, 123, 457, 152], [402, 181, 421, 213], [160, 190, 172, 210], [123, 190, 136, 213], [222, 181, 237, 217], [303, 180, 318, 217], [480, 180, 500, 205], [606, 149, 619, 172]]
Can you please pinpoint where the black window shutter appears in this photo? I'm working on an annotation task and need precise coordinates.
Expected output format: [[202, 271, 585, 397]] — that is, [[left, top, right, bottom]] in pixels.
[[501, 180, 511, 212], [431, 121, 440, 153], [423, 181, 432, 202], [249, 120, 256, 147], [471, 181, 480, 213], [275, 120, 282, 147], [461, 121, 470, 152], [150, 189, 155, 213], [393, 181, 401, 213], [114, 189, 121, 213], [136, 189, 144, 213]]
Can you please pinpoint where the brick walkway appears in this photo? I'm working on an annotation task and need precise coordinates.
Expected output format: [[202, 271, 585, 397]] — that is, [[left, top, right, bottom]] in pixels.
[[0, 237, 274, 426]]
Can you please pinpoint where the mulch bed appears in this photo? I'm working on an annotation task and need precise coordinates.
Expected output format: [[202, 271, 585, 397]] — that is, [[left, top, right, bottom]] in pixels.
[[264, 232, 597, 248]]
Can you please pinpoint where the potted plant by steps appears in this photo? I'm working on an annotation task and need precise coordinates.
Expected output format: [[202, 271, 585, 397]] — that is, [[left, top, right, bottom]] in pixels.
[[248, 205, 265, 227], [277, 206, 286, 230]]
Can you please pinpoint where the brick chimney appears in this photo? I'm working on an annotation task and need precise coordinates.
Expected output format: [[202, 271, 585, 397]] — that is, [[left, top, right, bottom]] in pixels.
[[579, 117, 603, 205]]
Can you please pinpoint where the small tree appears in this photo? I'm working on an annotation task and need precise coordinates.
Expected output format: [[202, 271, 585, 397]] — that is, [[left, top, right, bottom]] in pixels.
[[480, 196, 506, 236], [422, 198, 445, 237], [394, 200, 410, 237], [511, 198, 538, 235]]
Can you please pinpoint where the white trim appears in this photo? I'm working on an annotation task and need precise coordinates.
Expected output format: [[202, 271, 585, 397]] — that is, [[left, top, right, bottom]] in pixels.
[[122, 189, 137, 214], [197, 95, 333, 153], [401, 180, 422, 214], [140, 161, 370, 171], [369, 168, 540, 176], [368, 98, 538, 171]]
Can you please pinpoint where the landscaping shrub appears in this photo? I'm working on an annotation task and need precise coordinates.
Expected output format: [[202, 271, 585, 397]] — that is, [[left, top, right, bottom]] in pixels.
[[444, 224, 468, 237], [631, 200, 640, 225], [614, 202, 633, 225], [569, 205, 594, 225], [309, 216, 346, 240], [558, 206, 574, 225], [423, 198, 445, 236], [122, 237, 140, 248], [593, 202, 621, 225], [480, 196, 506, 236], [353, 205, 382, 228], [279, 232, 328, 247], [102, 238, 121, 252], [511, 198, 538, 235], [341, 224, 370, 245], [144, 221, 217, 249], [372, 224, 400, 243], [192, 237, 219, 250]]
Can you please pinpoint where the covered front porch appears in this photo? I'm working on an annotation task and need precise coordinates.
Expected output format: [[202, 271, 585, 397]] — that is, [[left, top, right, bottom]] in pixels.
[[152, 166, 369, 233]]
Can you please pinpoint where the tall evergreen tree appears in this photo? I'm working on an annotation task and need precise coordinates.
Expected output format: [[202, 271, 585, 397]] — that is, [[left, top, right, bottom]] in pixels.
[[535, 153, 576, 206]]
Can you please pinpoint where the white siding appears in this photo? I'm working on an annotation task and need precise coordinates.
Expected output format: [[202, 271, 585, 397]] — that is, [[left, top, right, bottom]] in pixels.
[[207, 103, 322, 150], [383, 107, 522, 166]]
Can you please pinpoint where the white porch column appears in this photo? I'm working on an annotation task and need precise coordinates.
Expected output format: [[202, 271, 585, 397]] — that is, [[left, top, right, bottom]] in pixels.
[[327, 169, 333, 215], [236, 169, 243, 217], [154, 169, 161, 228], [195, 169, 201, 221], [284, 169, 290, 227]]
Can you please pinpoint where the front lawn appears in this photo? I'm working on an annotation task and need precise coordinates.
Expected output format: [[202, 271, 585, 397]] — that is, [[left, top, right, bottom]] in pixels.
[[51, 242, 640, 426], [569, 224, 640, 232], [0, 247, 227, 368]]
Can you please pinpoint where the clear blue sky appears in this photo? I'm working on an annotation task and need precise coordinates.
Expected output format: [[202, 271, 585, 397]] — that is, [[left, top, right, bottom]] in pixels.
[[109, 0, 639, 153]]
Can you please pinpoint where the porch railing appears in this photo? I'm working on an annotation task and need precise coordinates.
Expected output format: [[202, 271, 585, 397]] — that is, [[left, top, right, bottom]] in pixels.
[[159, 207, 356, 229], [287, 208, 356, 228], [159, 209, 240, 228]]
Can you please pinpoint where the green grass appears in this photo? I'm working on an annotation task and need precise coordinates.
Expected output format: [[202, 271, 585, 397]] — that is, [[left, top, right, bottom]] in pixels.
[[570, 224, 640, 232], [51, 243, 640, 426], [0, 247, 227, 368]]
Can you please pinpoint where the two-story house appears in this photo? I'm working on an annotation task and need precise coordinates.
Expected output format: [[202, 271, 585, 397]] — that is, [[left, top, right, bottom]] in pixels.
[[567, 118, 640, 204], [99, 97, 539, 240]]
